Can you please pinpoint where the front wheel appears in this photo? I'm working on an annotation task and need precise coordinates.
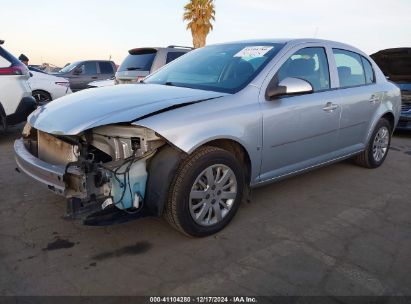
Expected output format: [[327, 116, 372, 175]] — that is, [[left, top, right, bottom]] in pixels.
[[354, 118, 391, 168], [32, 90, 52, 105], [164, 146, 245, 237]]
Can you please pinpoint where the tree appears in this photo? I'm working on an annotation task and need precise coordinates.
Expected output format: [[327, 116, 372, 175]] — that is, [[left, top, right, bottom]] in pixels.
[[183, 0, 215, 48]]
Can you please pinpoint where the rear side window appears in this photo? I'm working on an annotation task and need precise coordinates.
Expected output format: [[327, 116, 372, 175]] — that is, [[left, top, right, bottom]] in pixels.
[[79, 62, 97, 75], [277, 47, 330, 92], [361, 57, 375, 84], [99, 62, 114, 74], [118, 49, 157, 72], [166, 52, 185, 64], [333, 49, 365, 88]]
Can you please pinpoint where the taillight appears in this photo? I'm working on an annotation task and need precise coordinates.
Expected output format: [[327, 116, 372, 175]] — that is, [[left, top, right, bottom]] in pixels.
[[55, 82, 70, 87], [0, 65, 27, 75]]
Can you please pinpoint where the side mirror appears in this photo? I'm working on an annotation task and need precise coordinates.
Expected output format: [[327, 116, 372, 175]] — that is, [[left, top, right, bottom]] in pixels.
[[73, 68, 82, 75], [266, 77, 313, 100]]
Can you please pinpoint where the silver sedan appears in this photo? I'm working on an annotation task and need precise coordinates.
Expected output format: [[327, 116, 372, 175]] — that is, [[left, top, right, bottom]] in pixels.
[[15, 39, 401, 237]]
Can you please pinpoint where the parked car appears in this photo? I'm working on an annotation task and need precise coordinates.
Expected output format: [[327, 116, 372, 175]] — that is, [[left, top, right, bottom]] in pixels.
[[0, 40, 36, 133], [115, 45, 192, 84], [15, 39, 400, 237], [53, 60, 116, 92], [371, 48, 411, 130], [28, 68, 72, 104]]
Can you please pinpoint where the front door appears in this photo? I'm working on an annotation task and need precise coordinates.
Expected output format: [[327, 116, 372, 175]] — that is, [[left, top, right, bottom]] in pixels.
[[260, 47, 341, 182], [70, 61, 98, 91]]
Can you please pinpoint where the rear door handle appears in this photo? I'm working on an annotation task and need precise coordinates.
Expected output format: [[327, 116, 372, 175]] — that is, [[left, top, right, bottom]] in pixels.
[[323, 102, 339, 112]]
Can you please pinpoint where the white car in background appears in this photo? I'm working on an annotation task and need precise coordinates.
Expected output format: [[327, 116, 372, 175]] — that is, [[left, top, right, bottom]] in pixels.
[[28, 68, 72, 104], [0, 40, 36, 133]]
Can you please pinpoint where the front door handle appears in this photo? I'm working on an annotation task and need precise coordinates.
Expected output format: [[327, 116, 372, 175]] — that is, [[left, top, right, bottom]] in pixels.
[[323, 102, 339, 112]]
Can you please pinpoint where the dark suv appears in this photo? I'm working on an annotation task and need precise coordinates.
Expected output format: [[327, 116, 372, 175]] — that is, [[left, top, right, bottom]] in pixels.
[[53, 60, 116, 92], [115, 46, 192, 84], [371, 48, 411, 130]]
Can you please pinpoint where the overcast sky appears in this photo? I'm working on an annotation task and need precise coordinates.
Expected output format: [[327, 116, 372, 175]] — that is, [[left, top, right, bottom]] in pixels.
[[1, 0, 410, 66]]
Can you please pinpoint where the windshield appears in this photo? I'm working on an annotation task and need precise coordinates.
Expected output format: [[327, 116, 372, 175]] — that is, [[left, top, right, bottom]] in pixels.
[[118, 49, 157, 72], [58, 62, 80, 73], [144, 42, 284, 93]]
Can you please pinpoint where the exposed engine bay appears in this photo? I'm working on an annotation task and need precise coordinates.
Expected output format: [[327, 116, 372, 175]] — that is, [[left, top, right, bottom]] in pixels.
[[21, 123, 166, 220]]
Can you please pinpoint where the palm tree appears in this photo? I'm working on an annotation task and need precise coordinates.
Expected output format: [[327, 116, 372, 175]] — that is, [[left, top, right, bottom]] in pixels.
[[183, 0, 216, 48]]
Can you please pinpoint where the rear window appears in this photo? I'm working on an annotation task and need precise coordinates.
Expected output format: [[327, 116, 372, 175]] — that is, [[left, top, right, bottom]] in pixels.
[[99, 62, 114, 74], [0, 47, 20, 67], [118, 49, 157, 72], [0, 55, 11, 68]]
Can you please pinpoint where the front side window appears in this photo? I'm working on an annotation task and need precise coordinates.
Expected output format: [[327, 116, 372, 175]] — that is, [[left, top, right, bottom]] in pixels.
[[333, 49, 365, 88], [276, 47, 330, 92], [145, 43, 285, 94], [80, 62, 97, 75]]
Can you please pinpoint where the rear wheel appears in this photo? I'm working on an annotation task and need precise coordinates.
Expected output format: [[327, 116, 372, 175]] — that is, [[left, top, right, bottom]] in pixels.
[[165, 146, 245, 237], [32, 90, 52, 105], [354, 118, 391, 168]]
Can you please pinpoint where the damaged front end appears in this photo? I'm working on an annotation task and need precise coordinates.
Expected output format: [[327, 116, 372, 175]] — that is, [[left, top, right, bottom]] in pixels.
[[15, 123, 166, 224]]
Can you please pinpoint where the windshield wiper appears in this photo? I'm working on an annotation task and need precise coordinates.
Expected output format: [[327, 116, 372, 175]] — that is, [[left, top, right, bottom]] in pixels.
[[126, 67, 143, 71]]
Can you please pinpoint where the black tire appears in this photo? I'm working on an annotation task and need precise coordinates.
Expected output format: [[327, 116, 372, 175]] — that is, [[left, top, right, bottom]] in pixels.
[[164, 146, 245, 237], [0, 111, 6, 135], [354, 118, 391, 168], [32, 90, 52, 105]]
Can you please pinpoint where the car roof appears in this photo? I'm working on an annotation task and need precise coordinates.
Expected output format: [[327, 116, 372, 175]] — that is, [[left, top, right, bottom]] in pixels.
[[210, 38, 367, 57], [128, 46, 192, 53]]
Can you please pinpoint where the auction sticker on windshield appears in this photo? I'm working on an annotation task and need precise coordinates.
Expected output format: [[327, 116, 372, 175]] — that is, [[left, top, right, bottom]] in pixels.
[[234, 46, 273, 58]]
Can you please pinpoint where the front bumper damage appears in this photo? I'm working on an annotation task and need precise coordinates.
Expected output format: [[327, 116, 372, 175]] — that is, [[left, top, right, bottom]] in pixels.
[[14, 123, 165, 225], [15, 138, 79, 195]]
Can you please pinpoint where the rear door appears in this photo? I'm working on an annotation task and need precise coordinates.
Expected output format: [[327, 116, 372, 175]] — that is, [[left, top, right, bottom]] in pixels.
[[98, 61, 115, 80], [259, 45, 342, 181], [331, 49, 380, 152]]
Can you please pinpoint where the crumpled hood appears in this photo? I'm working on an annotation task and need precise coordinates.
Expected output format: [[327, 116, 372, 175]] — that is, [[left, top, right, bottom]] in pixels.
[[28, 84, 226, 135]]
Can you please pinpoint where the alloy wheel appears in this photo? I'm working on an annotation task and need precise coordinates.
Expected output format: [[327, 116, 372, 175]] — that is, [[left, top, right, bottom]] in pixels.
[[189, 164, 237, 226], [372, 126, 389, 162]]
